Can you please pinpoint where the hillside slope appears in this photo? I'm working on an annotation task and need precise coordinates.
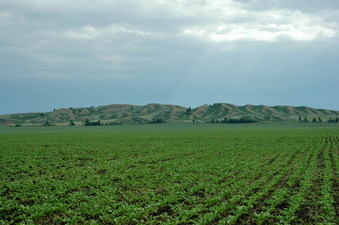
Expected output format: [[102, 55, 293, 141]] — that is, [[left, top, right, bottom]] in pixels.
[[0, 103, 338, 126]]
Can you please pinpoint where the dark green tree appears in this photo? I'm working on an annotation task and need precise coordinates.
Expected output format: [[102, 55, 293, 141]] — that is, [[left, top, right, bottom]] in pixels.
[[151, 118, 165, 124], [327, 118, 334, 123]]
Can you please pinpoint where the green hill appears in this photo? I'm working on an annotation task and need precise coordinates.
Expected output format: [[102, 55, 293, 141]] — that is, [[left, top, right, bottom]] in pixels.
[[0, 103, 338, 126]]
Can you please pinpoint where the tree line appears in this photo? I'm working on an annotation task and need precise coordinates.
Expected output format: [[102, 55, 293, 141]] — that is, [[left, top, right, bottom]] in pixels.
[[298, 116, 339, 123], [210, 117, 257, 124]]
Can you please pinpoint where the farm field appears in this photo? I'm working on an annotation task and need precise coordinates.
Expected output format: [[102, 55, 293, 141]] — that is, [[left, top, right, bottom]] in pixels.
[[0, 123, 338, 224]]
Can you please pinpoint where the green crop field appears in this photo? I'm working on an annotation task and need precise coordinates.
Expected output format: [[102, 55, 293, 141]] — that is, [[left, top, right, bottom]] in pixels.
[[0, 123, 338, 224]]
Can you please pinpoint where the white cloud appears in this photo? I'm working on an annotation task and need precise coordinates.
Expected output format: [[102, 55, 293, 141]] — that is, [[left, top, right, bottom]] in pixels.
[[4, 1, 337, 43], [140, 0, 338, 42], [182, 9, 337, 42], [107, 24, 151, 36], [65, 26, 100, 40], [64, 24, 151, 40], [152, 0, 245, 21], [0, 11, 11, 19], [183, 22, 336, 42]]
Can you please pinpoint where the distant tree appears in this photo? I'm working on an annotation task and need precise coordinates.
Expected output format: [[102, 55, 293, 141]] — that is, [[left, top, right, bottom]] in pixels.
[[209, 117, 256, 124], [327, 118, 332, 123], [298, 116, 302, 122], [69, 120, 75, 126], [186, 107, 192, 114], [318, 117, 322, 123], [211, 103, 222, 107], [93, 120, 101, 126], [228, 117, 256, 123], [43, 120, 51, 126], [336, 117, 339, 123], [312, 118, 317, 123], [84, 119, 102, 126], [53, 108, 56, 111], [303, 117, 308, 123], [151, 118, 166, 124]]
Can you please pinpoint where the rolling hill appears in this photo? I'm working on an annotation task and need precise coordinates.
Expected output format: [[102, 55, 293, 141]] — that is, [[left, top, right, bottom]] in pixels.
[[0, 103, 338, 126]]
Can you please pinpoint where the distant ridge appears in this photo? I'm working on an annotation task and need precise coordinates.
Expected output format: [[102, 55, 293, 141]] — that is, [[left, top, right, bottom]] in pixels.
[[0, 103, 339, 126]]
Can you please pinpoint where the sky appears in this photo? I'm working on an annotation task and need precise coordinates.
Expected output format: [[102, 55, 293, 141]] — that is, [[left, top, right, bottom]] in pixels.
[[1, 0, 339, 114]]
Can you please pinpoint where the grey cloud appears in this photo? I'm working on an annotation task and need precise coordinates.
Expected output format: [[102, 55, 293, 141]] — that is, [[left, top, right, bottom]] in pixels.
[[0, 0, 339, 114], [237, 0, 339, 12]]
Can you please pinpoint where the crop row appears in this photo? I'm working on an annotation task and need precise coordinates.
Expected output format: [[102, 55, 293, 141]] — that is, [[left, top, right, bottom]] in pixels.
[[0, 127, 338, 224]]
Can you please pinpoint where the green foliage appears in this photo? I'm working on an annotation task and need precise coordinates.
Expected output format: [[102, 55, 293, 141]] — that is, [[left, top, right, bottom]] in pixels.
[[210, 117, 257, 123], [327, 117, 339, 123], [0, 126, 338, 224], [84, 119, 102, 126], [42, 120, 52, 126], [150, 118, 166, 124]]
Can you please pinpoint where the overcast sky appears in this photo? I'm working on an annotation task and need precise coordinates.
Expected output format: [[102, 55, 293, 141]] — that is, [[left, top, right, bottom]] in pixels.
[[1, 0, 339, 114]]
